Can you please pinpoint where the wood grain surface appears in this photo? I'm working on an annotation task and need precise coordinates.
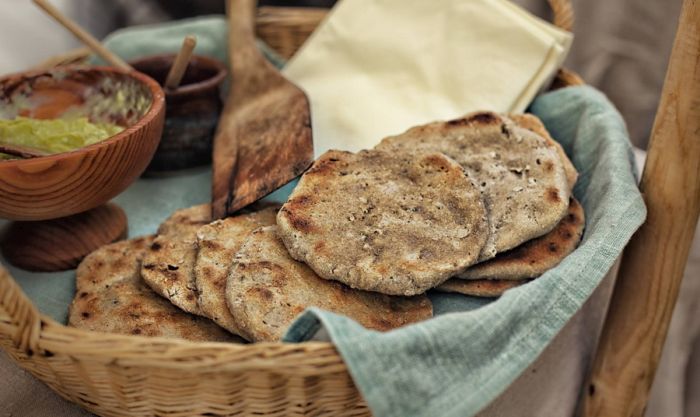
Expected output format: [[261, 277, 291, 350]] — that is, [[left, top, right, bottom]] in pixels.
[[211, 0, 313, 219], [0, 67, 165, 221], [1, 203, 127, 272], [581, 0, 700, 415]]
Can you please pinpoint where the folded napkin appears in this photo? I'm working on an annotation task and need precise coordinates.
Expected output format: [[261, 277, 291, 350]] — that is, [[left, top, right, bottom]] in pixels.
[[283, 0, 573, 156], [285, 86, 645, 417]]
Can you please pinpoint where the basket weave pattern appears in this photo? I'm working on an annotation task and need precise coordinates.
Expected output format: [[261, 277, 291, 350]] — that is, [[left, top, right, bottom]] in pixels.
[[1, 1, 580, 416]]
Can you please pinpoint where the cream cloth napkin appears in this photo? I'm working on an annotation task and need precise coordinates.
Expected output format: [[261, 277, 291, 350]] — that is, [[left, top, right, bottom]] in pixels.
[[283, 0, 573, 156]]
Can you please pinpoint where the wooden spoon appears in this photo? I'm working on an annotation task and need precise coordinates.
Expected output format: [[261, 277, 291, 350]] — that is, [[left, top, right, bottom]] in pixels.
[[0, 142, 49, 159], [211, 0, 314, 219], [164, 35, 197, 90], [33, 0, 132, 71]]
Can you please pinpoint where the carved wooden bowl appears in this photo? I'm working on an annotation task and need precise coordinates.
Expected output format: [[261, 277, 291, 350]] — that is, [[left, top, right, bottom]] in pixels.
[[0, 66, 165, 221]]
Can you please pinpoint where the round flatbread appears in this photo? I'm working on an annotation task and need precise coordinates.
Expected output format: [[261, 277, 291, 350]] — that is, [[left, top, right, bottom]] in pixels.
[[141, 204, 211, 316], [226, 226, 434, 342], [277, 149, 489, 296], [195, 207, 279, 338], [157, 204, 211, 236], [75, 235, 154, 293], [435, 278, 527, 298], [509, 113, 578, 190], [69, 237, 241, 342], [376, 111, 571, 260], [457, 198, 585, 280]]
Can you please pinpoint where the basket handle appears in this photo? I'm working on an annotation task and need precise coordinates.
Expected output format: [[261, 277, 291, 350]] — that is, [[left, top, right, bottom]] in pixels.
[[546, 0, 574, 32], [0, 264, 42, 355]]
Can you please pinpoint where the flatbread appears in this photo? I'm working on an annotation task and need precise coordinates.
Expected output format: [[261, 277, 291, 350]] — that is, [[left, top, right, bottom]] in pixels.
[[68, 237, 241, 342], [457, 197, 584, 280], [376, 111, 571, 260], [277, 149, 489, 296], [510, 113, 578, 189], [226, 226, 433, 342], [157, 204, 211, 236], [195, 207, 279, 337], [435, 278, 527, 298], [141, 204, 211, 316], [74, 235, 155, 293]]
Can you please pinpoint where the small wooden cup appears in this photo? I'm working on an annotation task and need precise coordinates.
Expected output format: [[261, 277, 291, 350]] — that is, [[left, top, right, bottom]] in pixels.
[[129, 54, 227, 172]]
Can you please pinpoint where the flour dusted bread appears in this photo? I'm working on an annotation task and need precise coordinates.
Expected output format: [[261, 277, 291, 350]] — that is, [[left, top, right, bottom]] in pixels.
[[141, 204, 211, 316], [458, 198, 584, 280], [195, 207, 278, 338], [69, 237, 240, 342], [157, 204, 212, 236], [70, 110, 580, 341], [510, 113, 577, 190], [226, 226, 433, 342], [277, 149, 489, 296], [74, 236, 155, 294], [439, 199, 584, 297], [435, 278, 527, 298], [376, 111, 571, 260]]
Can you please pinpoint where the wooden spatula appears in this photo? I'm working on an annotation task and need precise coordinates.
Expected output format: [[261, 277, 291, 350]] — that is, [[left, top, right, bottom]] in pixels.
[[212, 0, 314, 219]]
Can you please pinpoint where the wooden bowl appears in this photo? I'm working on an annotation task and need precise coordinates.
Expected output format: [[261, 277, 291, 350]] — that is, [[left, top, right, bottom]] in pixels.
[[0, 66, 165, 221], [129, 54, 227, 172]]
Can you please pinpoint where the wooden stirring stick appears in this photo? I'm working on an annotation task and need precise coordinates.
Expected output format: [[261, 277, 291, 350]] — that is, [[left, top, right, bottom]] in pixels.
[[33, 0, 133, 71], [0, 142, 49, 159], [165, 36, 197, 90]]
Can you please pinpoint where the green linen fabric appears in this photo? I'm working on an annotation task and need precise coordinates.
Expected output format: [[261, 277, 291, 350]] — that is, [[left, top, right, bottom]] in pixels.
[[283, 85, 646, 417], [0, 17, 646, 417], [90, 15, 285, 69]]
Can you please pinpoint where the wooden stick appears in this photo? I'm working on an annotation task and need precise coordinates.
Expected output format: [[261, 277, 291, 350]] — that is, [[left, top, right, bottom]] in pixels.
[[580, 0, 700, 416], [164, 36, 197, 90], [0, 143, 49, 159], [32, 0, 132, 72]]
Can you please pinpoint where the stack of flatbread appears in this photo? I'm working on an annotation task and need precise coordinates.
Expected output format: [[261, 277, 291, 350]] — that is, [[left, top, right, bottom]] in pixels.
[[69, 111, 583, 343], [278, 111, 584, 297], [69, 203, 432, 343]]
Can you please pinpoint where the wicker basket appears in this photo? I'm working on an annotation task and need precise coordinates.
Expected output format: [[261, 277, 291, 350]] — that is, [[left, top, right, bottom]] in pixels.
[[1, 1, 582, 416]]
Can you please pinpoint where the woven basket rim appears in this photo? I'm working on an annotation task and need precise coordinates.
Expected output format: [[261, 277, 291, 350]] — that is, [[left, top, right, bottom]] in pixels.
[[1, 273, 349, 376]]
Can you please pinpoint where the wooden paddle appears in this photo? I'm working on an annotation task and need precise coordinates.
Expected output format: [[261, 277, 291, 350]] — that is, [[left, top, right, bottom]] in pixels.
[[212, 0, 314, 219]]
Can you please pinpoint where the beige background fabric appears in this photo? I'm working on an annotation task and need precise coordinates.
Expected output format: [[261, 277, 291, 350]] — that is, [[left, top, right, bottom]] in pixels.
[[518, 0, 683, 149], [0, 351, 93, 417], [1, 0, 698, 416]]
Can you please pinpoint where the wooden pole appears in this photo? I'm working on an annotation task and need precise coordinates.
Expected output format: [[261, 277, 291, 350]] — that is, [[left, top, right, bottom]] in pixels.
[[33, 0, 132, 72], [580, 0, 700, 416], [164, 36, 197, 90]]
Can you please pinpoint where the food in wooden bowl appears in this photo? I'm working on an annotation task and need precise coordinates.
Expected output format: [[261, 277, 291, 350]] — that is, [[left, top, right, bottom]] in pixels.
[[129, 54, 227, 172], [0, 66, 165, 221]]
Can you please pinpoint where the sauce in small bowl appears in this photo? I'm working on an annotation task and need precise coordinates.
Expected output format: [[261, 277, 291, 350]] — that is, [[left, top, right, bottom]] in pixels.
[[129, 54, 227, 172]]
